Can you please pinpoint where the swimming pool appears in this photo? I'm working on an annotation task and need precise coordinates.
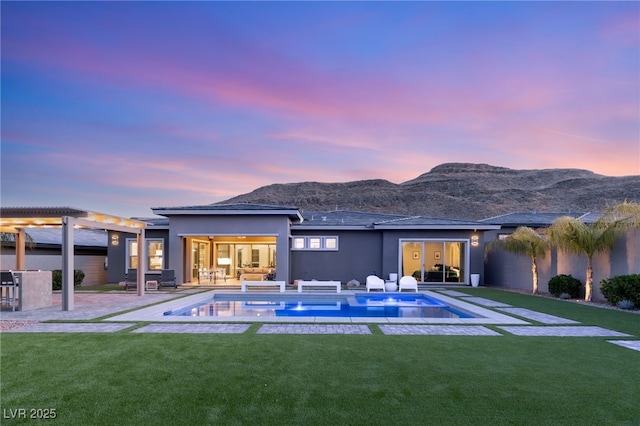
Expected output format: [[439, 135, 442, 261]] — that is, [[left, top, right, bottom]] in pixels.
[[164, 293, 477, 319]]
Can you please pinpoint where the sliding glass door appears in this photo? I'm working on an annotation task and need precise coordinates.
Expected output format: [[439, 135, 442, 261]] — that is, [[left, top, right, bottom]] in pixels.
[[400, 240, 467, 283]]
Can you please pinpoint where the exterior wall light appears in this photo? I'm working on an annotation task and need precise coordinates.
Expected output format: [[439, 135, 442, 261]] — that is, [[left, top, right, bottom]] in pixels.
[[471, 235, 479, 247], [111, 234, 119, 246]]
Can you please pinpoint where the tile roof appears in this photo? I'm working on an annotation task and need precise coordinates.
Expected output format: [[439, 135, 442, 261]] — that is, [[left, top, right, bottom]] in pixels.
[[299, 210, 406, 227], [132, 217, 169, 227], [296, 210, 498, 230], [479, 211, 598, 227]]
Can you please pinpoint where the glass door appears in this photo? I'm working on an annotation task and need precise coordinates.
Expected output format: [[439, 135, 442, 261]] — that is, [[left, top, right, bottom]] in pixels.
[[401, 241, 424, 281], [401, 240, 467, 283], [191, 241, 209, 281]]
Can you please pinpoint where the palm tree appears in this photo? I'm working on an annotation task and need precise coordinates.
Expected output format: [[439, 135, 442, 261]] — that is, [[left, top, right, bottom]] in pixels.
[[485, 226, 550, 294], [548, 201, 640, 302]]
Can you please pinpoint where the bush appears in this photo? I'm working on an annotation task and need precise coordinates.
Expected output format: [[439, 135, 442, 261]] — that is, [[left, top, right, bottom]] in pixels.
[[600, 275, 640, 307], [51, 269, 85, 290], [548, 274, 582, 298], [617, 300, 635, 310]]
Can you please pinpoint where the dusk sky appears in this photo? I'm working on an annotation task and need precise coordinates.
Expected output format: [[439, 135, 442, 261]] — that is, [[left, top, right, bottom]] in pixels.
[[2, 2, 639, 218]]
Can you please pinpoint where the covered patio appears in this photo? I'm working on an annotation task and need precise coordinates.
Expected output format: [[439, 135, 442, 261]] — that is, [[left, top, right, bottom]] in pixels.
[[0, 207, 147, 311]]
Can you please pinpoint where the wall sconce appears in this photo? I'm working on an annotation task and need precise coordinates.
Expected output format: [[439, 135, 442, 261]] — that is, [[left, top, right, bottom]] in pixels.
[[471, 235, 479, 247], [111, 235, 119, 246]]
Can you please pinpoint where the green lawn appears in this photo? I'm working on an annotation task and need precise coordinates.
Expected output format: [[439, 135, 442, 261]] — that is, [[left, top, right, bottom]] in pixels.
[[2, 290, 639, 425]]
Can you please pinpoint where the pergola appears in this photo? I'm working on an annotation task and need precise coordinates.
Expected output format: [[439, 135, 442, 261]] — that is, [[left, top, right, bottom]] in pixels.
[[0, 207, 147, 310]]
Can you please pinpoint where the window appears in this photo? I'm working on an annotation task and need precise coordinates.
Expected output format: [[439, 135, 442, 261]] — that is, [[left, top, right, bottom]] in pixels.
[[325, 237, 337, 249], [291, 236, 339, 251], [127, 239, 164, 271]]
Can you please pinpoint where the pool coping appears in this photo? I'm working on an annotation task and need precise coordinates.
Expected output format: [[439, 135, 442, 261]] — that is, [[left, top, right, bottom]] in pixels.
[[105, 290, 530, 324]]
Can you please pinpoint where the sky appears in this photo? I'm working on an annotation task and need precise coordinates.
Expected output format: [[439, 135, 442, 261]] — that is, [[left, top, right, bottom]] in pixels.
[[1, 2, 639, 219]]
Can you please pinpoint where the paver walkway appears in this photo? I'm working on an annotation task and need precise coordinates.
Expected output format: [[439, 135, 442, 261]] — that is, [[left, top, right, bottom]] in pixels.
[[257, 324, 371, 334], [379, 325, 501, 336], [438, 290, 470, 297], [498, 326, 631, 337], [2, 292, 638, 352], [608, 340, 640, 352], [6, 323, 135, 333], [461, 297, 512, 308], [0, 292, 181, 321], [497, 308, 579, 324], [132, 324, 251, 334]]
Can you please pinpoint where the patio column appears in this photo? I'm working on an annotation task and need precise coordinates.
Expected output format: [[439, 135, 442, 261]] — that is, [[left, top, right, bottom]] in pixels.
[[137, 229, 146, 296], [15, 228, 26, 270], [61, 216, 75, 311]]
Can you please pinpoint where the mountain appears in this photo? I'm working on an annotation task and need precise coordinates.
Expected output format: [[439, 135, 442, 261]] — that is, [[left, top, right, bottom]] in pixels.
[[219, 163, 640, 220]]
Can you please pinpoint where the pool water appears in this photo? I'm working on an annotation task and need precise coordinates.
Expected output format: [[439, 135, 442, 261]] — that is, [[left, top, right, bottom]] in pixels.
[[164, 293, 476, 319]]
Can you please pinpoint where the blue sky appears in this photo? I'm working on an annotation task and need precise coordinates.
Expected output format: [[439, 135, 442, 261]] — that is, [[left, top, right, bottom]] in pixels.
[[2, 1, 638, 218]]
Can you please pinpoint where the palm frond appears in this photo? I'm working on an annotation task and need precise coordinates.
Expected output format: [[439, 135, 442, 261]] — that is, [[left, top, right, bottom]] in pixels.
[[485, 226, 549, 259]]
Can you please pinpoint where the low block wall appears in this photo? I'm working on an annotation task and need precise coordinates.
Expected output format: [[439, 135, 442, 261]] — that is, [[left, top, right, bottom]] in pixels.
[[16, 271, 52, 311]]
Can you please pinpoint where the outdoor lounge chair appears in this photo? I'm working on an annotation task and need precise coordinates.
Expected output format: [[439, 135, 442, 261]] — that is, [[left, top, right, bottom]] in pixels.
[[398, 275, 418, 292], [159, 269, 178, 289], [366, 275, 385, 292], [124, 268, 138, 291]]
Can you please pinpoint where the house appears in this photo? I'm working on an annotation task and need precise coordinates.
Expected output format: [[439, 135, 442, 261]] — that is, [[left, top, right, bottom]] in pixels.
[[481, 212, 640, 300], [0, 227, 108, 285], [4, 205, 636, 302], [106, 203, 500, 286]]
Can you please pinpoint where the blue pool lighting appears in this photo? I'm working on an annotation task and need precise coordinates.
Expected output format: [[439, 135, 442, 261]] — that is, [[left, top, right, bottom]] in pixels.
[[164, 293, 476, 319]]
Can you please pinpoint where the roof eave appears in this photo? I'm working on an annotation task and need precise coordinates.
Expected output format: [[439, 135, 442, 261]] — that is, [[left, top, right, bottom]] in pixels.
[[152, 208, 303, 223], [373, 224, 501, 230]]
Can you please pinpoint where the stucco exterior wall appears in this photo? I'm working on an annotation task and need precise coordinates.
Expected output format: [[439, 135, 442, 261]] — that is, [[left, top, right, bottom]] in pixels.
[[1, 249, 107, 286], [485, 228, 640, 301], [381, 229, 485, 284], [290, 230, 382, 283], [106, 229, 168, 284], [291, 228, 486, 285]]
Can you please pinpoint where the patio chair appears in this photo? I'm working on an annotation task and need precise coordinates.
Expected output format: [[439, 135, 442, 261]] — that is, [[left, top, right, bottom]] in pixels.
[[159, 269, 178, 289], [366, 275, 385, 292], [124, 269, 138, 291], [1, 271, 19, 311], [398, 275, 418, 292]]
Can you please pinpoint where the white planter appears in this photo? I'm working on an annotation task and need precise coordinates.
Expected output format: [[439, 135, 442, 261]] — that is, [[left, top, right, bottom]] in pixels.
[[385, 282, 398, 292], [470, 273, 480, 287]]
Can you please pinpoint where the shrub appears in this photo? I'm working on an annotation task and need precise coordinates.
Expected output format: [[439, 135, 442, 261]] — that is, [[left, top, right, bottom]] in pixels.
[[600, 274, 640, 307], [617, 300, 635, 310], [548, 274, 582, 298], [52, 269, 85, 290]]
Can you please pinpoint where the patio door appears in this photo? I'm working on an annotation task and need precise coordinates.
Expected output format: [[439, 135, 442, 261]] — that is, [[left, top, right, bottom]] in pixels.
[[191, 241, 209, 281], [400, 240, 467, 283]]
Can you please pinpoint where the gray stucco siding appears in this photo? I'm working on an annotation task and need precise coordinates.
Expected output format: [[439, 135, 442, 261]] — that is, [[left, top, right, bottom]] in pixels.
[[106, 229, 170, 284], [290, 230, 382, 284], [484, 228, 639, 301], [381, 229, 484, 284]]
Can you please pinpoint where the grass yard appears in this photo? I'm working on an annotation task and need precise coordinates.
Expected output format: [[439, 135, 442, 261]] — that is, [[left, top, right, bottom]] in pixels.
[[1, 290, 639, 425]]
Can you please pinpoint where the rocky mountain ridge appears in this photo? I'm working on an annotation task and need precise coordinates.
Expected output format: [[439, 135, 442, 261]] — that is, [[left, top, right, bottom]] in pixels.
[[220, 163, 640, 220]]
